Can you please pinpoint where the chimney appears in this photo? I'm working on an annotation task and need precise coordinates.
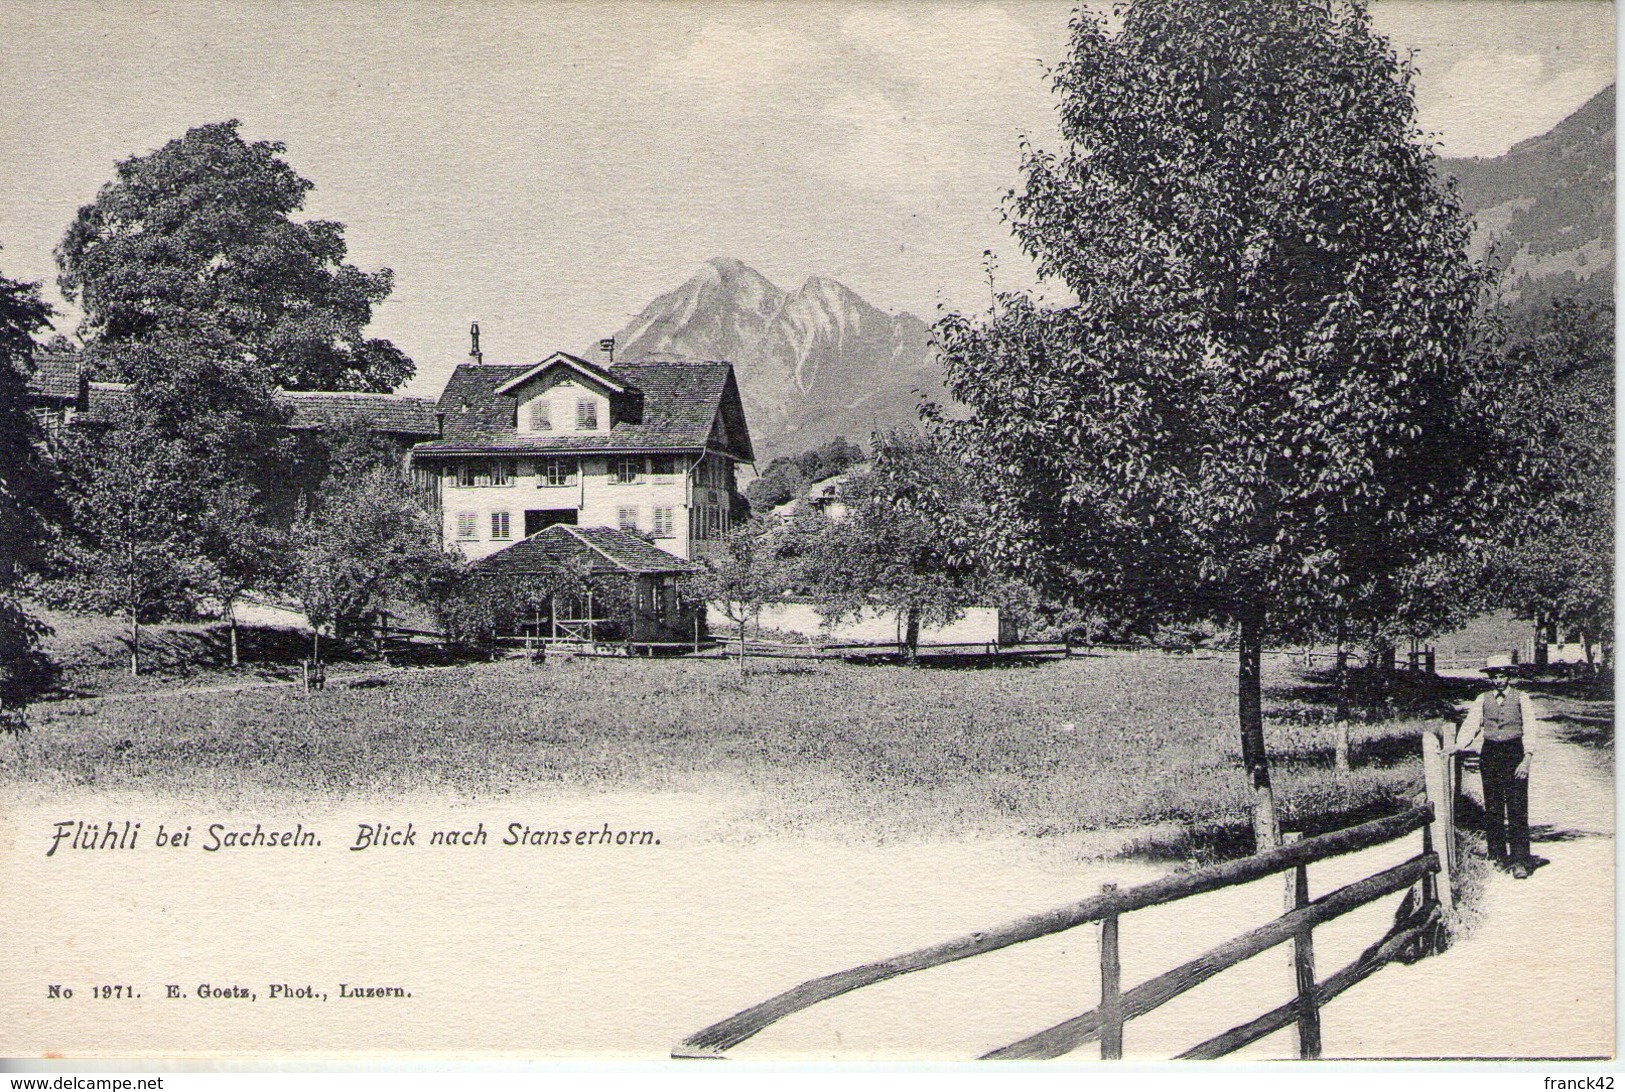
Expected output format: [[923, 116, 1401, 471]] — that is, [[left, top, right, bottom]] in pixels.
[[470, 322, 483, 364], [599, 336, 615, 364]]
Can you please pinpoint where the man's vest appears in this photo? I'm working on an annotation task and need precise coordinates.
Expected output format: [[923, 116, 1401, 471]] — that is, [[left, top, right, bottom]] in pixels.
[[1482, 689, 1524, 742]]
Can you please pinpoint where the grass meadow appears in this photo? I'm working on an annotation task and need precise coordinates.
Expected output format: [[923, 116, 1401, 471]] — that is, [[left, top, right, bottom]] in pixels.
[[4, 644, 1435, 856]]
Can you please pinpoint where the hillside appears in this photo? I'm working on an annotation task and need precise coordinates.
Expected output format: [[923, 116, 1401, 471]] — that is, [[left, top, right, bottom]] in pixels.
[[608, 258, 941, 460], [1439, 84, 1614, 312]]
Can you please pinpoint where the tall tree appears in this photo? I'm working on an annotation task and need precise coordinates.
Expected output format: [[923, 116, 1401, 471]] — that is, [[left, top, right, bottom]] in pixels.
[[54, 424, 204, 677], [933, 0, 1520, 848], [1488, 297, 1614, 664], [57, 120, 412, 393], [0, 258, 59, 725]]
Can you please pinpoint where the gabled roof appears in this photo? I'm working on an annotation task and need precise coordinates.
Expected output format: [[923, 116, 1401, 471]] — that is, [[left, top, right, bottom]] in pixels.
[[474, 524, 699, 576], [413, 358, 754, 462], [492, 351, 629, 396], [279, 389, 440, 437], [25, 349, 89, 402]]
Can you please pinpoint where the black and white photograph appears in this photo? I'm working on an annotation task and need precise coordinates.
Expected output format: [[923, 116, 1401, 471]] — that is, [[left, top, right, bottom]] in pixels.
[[0, 0, 1614, 1068]]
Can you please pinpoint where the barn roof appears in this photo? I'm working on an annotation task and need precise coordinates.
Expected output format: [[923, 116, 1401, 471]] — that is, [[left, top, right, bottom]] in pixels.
[[278, 389, 440, 437], [412, 358, 753, 462], [24, 349, 89, 402], [474, 524, 698, 576]]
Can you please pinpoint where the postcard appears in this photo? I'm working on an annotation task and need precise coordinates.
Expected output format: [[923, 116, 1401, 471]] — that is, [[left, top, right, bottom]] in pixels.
[[0, 0, 1613, 1066]]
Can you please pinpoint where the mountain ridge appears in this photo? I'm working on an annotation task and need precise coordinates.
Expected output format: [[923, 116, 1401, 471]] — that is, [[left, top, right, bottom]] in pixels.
[[607, 257, 939, 461]]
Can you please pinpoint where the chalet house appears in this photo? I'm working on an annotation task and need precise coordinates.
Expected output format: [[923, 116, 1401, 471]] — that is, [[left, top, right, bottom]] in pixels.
[[409, 351, 754, 561]]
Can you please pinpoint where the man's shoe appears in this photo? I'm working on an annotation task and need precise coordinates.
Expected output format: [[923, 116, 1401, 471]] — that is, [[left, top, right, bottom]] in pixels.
[[1510, 862, 1532, 879]]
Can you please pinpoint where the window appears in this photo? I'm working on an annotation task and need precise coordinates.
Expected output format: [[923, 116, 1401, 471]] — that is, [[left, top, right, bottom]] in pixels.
[[650, 455, 677, 478], [455, 461, 513, 487], [576, 399, 598, 430], [528, 401, 552, 431], [651, 507, 674, 538], [491, 511, 511, 539], [611, 455, 642, 484], [618, 506, 639, 532], [456, 513, 478, 540], [538, 457, 576, 487]]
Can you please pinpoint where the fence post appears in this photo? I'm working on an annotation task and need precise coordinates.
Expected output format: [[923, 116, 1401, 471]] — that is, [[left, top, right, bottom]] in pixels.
[[1282, 832, 1321, 1059], [1420, 729, 1455, 913], [1099, 883, 1123, 1060]]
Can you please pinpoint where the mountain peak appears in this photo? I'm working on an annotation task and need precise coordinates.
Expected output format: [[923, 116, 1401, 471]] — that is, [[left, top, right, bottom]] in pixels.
[[611, 261, 941, 459]]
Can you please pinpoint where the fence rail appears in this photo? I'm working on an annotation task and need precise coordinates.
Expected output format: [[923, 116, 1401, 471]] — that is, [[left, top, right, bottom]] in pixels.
[[675, 801, 1439, 1060]]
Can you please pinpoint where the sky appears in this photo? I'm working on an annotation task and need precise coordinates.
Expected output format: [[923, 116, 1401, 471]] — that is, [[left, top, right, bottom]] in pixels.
[[0, 0, 1613, 398]]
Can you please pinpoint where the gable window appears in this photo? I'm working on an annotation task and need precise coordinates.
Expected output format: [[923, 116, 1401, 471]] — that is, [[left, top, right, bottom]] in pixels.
[[491, 511, 511, 540], [528, 401, 552, 431], [576, 399, 598, 430], [618, 506, 639, 532], [538, 457, 577, 487], [611, 455, 642, 484], [456, 513, 478, 540], [651, 507, 674, 538], [650, 455, 677, 478]]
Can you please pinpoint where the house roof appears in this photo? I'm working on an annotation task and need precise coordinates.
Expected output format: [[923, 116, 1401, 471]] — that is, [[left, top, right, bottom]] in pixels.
[[411, 359, 754, 462], [25, 349, 88, 402], [278, 389, 441, 437], [474, 524, 699, 576]]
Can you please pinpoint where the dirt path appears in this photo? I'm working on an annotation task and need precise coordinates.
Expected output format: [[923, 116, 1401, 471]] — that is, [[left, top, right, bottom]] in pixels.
[[1317, 687, 1616, 1059]]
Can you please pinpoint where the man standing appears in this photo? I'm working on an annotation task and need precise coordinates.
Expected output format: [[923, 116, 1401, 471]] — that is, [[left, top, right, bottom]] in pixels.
[[1455, 674, 1541, 878]]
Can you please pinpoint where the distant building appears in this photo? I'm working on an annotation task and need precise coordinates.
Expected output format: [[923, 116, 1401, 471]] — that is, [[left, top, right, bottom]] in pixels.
[[20, 348, 90, 438], [410, 350, 754, 561]]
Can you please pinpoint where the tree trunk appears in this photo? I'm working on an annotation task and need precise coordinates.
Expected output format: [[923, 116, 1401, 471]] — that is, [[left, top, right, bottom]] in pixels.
[[1532, 612, 1549, 668], [228, 600, 240, 668], [312, 628, 321, 666], [129, 606, 140, 678], [737, 612, 747, 669], [903, 605, 922, 667], [1237, 600, 1281, 851], [1333, 657, 1352, 776]]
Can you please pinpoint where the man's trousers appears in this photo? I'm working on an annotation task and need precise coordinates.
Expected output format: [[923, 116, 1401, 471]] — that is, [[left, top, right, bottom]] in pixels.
[[1480, 736, 1531, 863]]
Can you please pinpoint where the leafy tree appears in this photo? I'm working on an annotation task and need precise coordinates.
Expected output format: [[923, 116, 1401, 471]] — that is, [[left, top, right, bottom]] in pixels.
[[744, 460, 809, 512], [427, 558, 594, 659], [694, 520, 791, 667], [54, 425, 205, 676], [195, 480, 287, 667], [0, 259, 60, 725], [1487, 297, 1613, 665], [57, 120, 411, 393], [799, 432, 984, 664], [794, 436, 866, 484], [292, 464, 447, 662], [933, 0, 1519, 848]]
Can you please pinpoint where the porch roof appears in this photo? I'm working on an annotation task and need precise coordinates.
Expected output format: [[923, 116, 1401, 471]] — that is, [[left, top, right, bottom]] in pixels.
[[474, 524, 699, 577]]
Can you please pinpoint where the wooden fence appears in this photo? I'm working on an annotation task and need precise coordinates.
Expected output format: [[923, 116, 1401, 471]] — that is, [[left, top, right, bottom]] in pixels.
[[676, 749, 1459, 1062]]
